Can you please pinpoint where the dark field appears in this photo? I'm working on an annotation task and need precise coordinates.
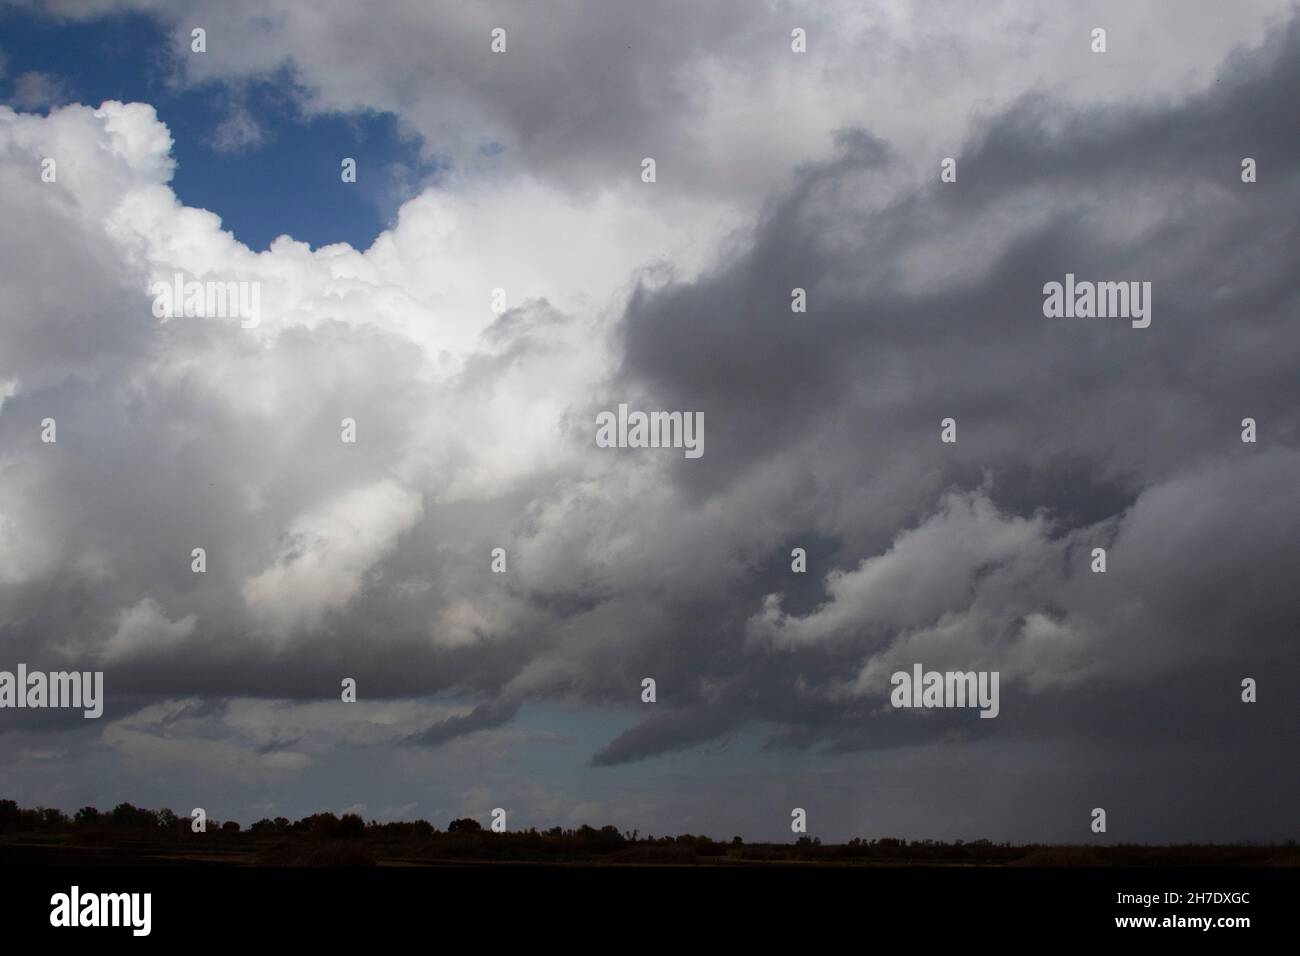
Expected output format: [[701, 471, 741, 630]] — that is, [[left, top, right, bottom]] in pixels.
[[2, 800, 1294, 867]]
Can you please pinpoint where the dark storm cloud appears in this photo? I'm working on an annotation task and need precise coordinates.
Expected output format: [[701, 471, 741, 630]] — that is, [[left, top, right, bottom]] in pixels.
[[405, 697, 520, 748], [590, 698, 742, 766], [600, 19, 1300, 761]]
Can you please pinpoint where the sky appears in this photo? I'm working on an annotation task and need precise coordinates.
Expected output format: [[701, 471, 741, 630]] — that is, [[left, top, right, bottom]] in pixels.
[[0, 0, 1296, 843]]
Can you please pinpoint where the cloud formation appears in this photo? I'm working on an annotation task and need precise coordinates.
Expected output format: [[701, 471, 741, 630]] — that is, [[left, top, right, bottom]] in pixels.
[[0, 1, 1296, 840]]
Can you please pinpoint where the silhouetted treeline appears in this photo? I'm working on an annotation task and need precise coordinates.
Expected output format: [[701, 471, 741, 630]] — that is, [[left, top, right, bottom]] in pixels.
[[1, 798, 1295, 867]]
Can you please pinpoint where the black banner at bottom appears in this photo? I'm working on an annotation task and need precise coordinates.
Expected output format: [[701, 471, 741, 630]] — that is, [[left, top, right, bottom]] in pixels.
[[1, 864, 1290, 942]]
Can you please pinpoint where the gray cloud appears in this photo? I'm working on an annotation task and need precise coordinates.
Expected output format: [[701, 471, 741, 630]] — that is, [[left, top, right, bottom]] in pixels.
[[601, 19, 1300, 763], [6, 71, 72, 110], [406, 697, 520, 748]]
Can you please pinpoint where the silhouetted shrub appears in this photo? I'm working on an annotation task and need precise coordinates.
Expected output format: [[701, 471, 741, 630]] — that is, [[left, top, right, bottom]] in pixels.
[[109, 803, 157, 829], [41, 807, 68, 827], [301, 812, 341, 837]]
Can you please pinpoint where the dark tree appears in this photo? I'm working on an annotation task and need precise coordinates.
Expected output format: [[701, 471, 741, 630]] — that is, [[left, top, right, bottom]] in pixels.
[[41, 807, 68, 826], [110, 803, 157, 828]]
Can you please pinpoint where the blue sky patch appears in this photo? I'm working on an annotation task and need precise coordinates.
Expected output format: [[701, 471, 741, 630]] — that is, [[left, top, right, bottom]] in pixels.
[[0, 6, 441, 250]]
